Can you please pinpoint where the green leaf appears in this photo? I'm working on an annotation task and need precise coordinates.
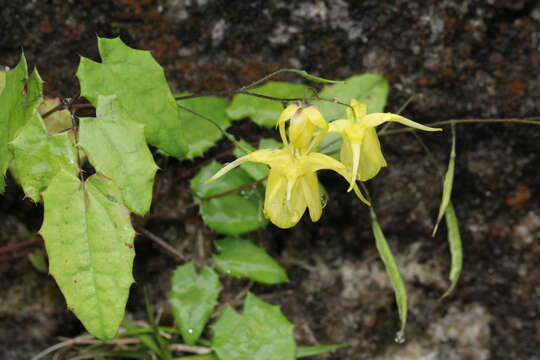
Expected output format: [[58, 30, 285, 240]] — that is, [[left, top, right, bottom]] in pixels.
[[0, 55, 29, 193], [370, 208, 407, 342], [38, 97, 73, 134], [432, 124, 456, 236], [212, 293, 296, 360], [314, 74, 390, 121], [0, 70, 5, 94], [8, 69, 79, 202], [227, 81, 313, 127], [296, 344, 347, 358], [190, 162, 268, 235], [39, 170, 135, 340], [76, 37, 187, 158], [169, 262, 221, 345], [441, 202, 463, 299], [177, 354, 218, 360], [177, 94, 231, 159], [79, 94, 159, 215], [213, 237, 288, 284]]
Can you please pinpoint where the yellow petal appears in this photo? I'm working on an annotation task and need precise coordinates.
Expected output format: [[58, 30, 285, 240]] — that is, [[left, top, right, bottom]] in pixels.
[[277, 104, 300, 126], [263, 169, 306, 228], [301, 173, 322, 222], [346, 100, 367, 120], [362, 113, 442, 132], [248, 148, 289, 167], [358, 127, 387, 181], [328, 119, 350, 133], [331, 164, 371, 206], [303, 106, 328, 131], [204, 155, 250, 184], [277, 104, 300, 145], [302, 152, 347, 174], [289, 113, 315, 149], [347, 141, 361, 192]]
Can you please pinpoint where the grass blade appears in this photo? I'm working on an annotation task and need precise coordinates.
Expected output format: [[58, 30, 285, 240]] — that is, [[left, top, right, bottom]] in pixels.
[[370, 208, 407, 343], [432, 123, 456, 236], [441, 202, 463, 299]]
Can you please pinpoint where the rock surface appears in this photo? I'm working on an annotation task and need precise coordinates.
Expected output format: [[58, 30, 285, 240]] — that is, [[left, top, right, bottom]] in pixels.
[[1, 1, 540, 359]]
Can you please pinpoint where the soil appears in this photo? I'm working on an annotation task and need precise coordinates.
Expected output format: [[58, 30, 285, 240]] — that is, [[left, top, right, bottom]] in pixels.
[[1, 0, 540, 359]]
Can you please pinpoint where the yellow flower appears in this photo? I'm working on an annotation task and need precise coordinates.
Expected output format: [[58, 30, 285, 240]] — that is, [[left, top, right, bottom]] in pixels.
[[205, 104, 369, 229], [205, 146, 369, 229], [277, 103, 328, 154], [329, 100, 442, 189]]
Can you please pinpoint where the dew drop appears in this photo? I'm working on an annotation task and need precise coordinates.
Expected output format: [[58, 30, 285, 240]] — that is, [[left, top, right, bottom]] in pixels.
[[187, 328, 194, 334], [394, 331, 406, 344]]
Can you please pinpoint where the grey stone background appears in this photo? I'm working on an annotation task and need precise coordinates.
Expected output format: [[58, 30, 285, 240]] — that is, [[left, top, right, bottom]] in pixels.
[[1, 1, 540, 359]]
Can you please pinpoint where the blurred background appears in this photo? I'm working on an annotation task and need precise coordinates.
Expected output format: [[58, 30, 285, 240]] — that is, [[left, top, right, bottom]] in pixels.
[[1, 1, 540, 359]]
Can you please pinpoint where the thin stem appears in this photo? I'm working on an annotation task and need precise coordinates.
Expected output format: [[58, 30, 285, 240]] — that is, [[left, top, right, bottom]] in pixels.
[[176, 103, 252, 154], [0, 237, 43, 255], [236, 90, 351, 108], [135, 226, 186, 263], [409, 131, 444, 176]]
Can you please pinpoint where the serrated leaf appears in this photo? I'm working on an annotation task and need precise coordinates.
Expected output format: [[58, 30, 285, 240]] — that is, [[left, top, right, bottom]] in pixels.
[[191, 162, 268, 235], [441, 201, 463, 299], [39, 170, 135, 340], [213, 237, 288, 284], [7, 69, 78, 202], [79, 94, 158, 215], [370, 207, 407, 342], [212, 293, 296, 360], [0, 55, 29, 193], [314, 74, 390, 121], [169, 262, 221, 345], [432, 124, 456, 236], [76, 37, 187, 158], [296, 344, 346, 358], [38, 97, 73, 134], [177, 94, 231, 159], [226, 82, 313, 127]]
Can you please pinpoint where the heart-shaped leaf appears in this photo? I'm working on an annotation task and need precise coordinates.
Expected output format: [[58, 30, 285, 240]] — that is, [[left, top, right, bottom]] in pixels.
[[40, 170, 135, 340], [169, 262, 221, 345]]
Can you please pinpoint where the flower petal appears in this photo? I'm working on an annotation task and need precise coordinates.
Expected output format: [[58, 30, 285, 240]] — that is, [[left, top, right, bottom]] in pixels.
[[362, 113, 442, 132], [347, 141, 361, 191], [357, 127, 387, 181], [204, 155, 250, 184], [263, 169, 306, 229], [302, 152, 347, 173], [328, 119, 350, 133], [346, 100, 367, 120], [301, 172, 322, 222]]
